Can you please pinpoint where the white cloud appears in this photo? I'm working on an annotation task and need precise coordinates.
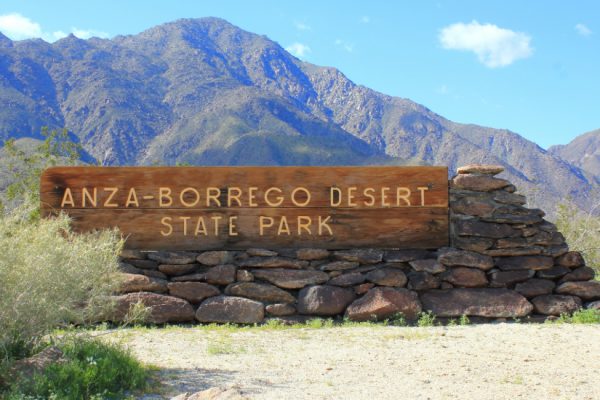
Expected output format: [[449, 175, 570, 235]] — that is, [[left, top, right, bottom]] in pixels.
[[0, 12, 108, 42], [71, 28, 109, 39], [294, 21, 311, 31], [285, 42, 311, 58], [360, 16, 370, 24], [334, 39, 354, 53], [439, 21, 533, 68], [0, 13, 42, 40], [575, 23, 592, 37]]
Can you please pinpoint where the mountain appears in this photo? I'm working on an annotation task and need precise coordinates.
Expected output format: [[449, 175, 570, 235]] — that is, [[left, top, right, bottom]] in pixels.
[[0, 17, 598, 214], [549, 129, 600, 178]]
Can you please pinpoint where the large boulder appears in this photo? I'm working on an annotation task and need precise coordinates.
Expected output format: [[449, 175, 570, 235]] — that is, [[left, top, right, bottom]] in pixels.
[[420, 289, 533, 317], [555, 281, 600, 300], [531, 295, 582, 316], [195, 296, 264, 324], [110, 292, 195, 323], [119, 273, 168, 293], [225, 282, 295, 303], [167, 282, 220, 304], [297, 285, 355, 316], [345, 287, 422, 321], [251, 269, 329, 289]]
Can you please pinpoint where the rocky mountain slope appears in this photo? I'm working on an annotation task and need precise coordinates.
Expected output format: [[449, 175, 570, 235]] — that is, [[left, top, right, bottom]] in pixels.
[[0, 17, 598, 213], [549, 129, 600, 178]]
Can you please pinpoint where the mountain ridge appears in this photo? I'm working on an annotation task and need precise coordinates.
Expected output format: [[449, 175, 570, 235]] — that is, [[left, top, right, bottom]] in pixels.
[[0, 17, 597, 214]]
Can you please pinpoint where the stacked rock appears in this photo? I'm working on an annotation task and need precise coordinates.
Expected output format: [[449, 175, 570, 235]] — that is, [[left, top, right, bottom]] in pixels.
[[109, 165, 600, 324]]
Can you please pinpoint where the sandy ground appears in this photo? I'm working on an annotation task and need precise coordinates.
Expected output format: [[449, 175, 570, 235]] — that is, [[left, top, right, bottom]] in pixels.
[[106, 323, 600, 400]]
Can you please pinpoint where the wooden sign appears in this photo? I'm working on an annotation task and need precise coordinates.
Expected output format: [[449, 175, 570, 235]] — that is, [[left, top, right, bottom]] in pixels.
[[40, 166, 449, 250]]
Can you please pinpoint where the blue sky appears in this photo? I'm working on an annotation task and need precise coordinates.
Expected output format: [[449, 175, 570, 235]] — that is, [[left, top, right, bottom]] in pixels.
[[0, 1, 598, 148]]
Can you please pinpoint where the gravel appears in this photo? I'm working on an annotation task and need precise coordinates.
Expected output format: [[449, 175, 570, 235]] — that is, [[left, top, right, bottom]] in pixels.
[[107, 323, 600, 400]]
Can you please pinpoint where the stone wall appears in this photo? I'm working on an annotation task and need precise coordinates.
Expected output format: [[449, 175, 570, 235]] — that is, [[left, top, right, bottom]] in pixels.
[[110, 165, 600, 324]]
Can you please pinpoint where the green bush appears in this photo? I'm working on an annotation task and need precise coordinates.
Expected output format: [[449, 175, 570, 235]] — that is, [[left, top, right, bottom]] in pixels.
[[0, 203, 124, 360], [555, 201, 600, 277], [6, 337, 150, 399]]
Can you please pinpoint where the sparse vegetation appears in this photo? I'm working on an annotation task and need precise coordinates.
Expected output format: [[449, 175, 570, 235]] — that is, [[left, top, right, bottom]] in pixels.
[[552, 309, 600, 324], [555, 201, 600, 277], [4, 336, 151, 400]]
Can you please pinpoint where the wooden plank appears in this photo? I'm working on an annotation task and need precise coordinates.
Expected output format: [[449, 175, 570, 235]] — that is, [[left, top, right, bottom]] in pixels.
[[40, 166, 449, 250], [44, 208, 449, 250], [40, 166, 448, 209]]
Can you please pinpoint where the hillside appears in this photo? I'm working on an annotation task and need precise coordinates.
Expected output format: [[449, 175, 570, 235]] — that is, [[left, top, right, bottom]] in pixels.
[[549, 129, 600, 178], [0, 17, 598, 213]]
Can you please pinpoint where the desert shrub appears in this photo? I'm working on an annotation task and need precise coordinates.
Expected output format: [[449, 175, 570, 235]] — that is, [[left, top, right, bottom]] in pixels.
[[5, 336, 150, 399], [553, 309, 600, 324], [555, 201, 600, 276], [0, 202, 124, 360]]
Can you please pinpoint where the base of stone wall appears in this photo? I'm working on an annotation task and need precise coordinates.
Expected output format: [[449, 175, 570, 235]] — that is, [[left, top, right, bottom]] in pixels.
[[108, 165, 600, 325]]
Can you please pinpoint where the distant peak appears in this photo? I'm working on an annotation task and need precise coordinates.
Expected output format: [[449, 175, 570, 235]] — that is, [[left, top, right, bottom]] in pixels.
[[0, 31, 13, 47]]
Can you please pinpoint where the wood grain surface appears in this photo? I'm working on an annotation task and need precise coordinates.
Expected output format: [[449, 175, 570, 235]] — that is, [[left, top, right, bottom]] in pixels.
[[40, 166, 449, 250]]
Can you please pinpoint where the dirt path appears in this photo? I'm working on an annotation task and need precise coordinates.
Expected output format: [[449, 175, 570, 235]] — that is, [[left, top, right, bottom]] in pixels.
[[107, 323, 600, 400]]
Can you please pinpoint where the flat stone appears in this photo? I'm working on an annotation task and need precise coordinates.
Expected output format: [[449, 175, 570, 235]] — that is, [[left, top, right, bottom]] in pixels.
[[148, 251, 199, 265], [119, 273, 168, 293], [383, 250, 431, 263], [366, 268, 407, 287], [542, 245, 570, 258], [452, 236, 494, 252], [452, 174, 510, 191], [265, 303, 296, 316], [407, 271, 441, 291], [586, 301, 600, 310], [333, 249, 383, 264], [482, 213, 543, 225], [440, 267, 488, 288], [225, 282, 295, 303], [555, 281, 600, 300], [488, 270, 535, 287], [195, 296, 264, 324], [455, 220, 519, 238], [240, 257, 308, 269], [514, 279, 555, 298], [252, 269, 329, 289], [495, 256, 554, 271], [158, 263, 200, 276], [127, 259, 159, 270], [556, 251, 586, 268], [345, 287, 422, 321], [457, 164, 505, 175], [531, 295, 582, 316], [328, 272, 366, 287], [296, 248, 330, 260], [196, 251, 234, 266], [118, 262, 168, 280], [319, 260, 360, 271], [119, 249, 147, 260], [492, 191, 527, 205], [171, 272, 206, 282], [451, 197, 495, 217], [409, 259, 446, 274], [536, 266, 570, 279], [297, 285, 356, 316], [483, 247, 544, 257], [420, 289, 533, 318], [236, 269, 254, 282], [438, 250, 494, 271], [205, 264, 237, 285], [354, 283, 375, 295], [110, 292, 195, 323], [559, 267, 595, 283], [167, 282, 220, 304], [246, 248, 278, 257]]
